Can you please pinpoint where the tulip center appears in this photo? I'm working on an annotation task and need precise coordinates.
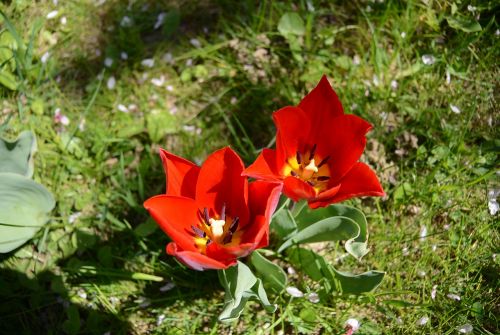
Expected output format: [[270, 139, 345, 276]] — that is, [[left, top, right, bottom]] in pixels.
[[283, 144, 331, 193], [191, 204, 241, 253]]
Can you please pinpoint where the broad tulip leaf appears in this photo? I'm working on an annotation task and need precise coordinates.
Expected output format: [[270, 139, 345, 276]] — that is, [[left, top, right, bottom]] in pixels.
[[278, 13, 305, 36], [0, 69, 18, 90], [288, 247, 385, 294], [0, 172, 55, 253], [293, 204, 370, 260], [277, 216, 359, 253], [0, 130, 37, 177], [270, 208, 297, 239], [250, 250, 287, 292], [218, 261, 276, 322], [446, 16, 482, 33]]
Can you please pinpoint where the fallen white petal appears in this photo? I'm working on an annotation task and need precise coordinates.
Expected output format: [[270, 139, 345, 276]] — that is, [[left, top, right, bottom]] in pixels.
[[120, 52, 128, 60], [431, 285, 437, 300], [151, 76, 165, 87], [166, 85, 174, 92], [69, 212, 82, 224], [104, 57, 113, 67], [154, 12, 166, 29], [46, 10, 59, 19], [457, 324, 473, 334], [190, 38, 201, 48], [345, 318, 360, 332], [307, 292, 319, 303], [120, 16, 132, 27], [416, 316, 429, 326], [156, 314, 165, 326], [420, 225, 427, 241], [450, 104, 461, 114], [60, 16, 67, 25], [422, 54, 436, 65], [107, 76, 116, 90], [391, 80, 398, 90], [286, 286, 304, 298], [447, 293, 461, 301], [41, 52, 50, 64], [159, 282, 176, 292], [141, 58, 155, 67], [117, 104, 129, 113]]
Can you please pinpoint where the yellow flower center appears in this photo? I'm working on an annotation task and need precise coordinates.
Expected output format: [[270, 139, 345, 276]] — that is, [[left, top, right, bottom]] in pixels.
[[192, 205, 242, 253], [282, 144, 331, 193]]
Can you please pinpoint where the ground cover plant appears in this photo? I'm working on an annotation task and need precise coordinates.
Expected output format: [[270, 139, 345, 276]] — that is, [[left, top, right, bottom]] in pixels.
[[0, 0, 498, 334]]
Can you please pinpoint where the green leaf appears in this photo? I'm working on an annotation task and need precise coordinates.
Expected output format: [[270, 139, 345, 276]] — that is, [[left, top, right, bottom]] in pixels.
[[218, 261, 276, 322], [278, 13, 305, 36], [288, 248, 384, 294], [162, 9, 181, 37], [0, 130, 36, 177], [270, 208, 297, 239], [0, 173, 55, 253], [62, 305, 81, 335], [250, 250, 287, 292], [446, 16, 482, 33], [146, 109, 177, 142], [278, 215, 359, 254], [0, 68, 18, 90], [331, 267, 385, 294], [134, 218, 158, 237]]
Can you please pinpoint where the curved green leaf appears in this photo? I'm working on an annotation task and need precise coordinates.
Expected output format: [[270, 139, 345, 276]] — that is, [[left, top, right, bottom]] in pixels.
[[250, 250, 287, 292], [0, 130, 37, 177], [293, 204, 370, 260], [288, 247, 385, 294], [278, 13, 305, 36], [277, 216, 359, 253], [0, 172, 55, 253], [218, 261, 276, 322]]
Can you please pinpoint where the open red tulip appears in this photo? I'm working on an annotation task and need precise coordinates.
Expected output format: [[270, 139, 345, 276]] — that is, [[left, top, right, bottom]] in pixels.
[[144, 147, 282, 270], [243, 75, 385, 208]]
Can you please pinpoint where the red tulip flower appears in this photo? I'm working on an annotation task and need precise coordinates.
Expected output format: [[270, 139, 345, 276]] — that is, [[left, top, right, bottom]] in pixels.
[[243, 75, 384, 208], [144, 147, 282, 270]]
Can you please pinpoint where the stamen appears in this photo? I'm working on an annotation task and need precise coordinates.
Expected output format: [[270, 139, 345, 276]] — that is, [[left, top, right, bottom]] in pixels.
[[220, 202, 226, 221], [229, 217, 239, 233], [316, 176, 330, 181], [290, 170, 297, 177], [307, 181, 315, 186], [206, 239, 212, 246], [222, 232, 233, 244], [309, 144, 317, 160], [296, 151, 302, 165], [317, 156, 330, 168], [191, 225, 206, 238], [203, 208, 210, 225]]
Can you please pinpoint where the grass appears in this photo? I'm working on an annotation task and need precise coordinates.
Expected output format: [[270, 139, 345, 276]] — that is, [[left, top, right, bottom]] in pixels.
[[0, 0, 498, 334]]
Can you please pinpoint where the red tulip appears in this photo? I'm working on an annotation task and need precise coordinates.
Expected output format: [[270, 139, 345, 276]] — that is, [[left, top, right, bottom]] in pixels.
[[144, 147, 282, 270], [243, 75, 384, 208]]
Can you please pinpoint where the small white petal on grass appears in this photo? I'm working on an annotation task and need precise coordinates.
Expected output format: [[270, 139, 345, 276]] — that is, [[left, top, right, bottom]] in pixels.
[[307, 292, 319, 303], [162, 52, 173, 63], [109, 296, 119, 306], [353, 55, 361, 65], [351, 103, 358, 110], [446, 70, 451, 85], [159, 282, 176, 292], [401, 31, 407, 38], [141, 58, 155, 67], [138, 297, 151, 308], [450, 104, 461, 114], [372, 75, 380, 87], [154, 12, 166, 29], [120, 52, 128, 60], [457, 324, 473, 334], [467, 5, 476, 12], [53, 0, 58, 5], [46, 10, 59, 19], [487, 188, 499, 215], [422, 54, 436, 65], [182, 125, 196, 132], [117, 104, 129, 113], [166, 85, 174, 92], [432, 244, 437, 252], [77, 290, 87, 300], [443, 224, 450, 230], [306, 0, 315, 12], [96, 0, 106, 6], [190, 38, 202, 48], [418, 270, 426, 278], [107, 76, 116, 90], [95, 49, 102, 57], [156, 314, 166, 326], [287, 266, 296, 275], [69, 212, 82, 224], [151, 76, 165, 87], [120, 16, 132, 27], [41, 52, 50, 64], [169, 106, 178, 115], [391, 80, 398, 90], [128, 104, 138, 112], [420, 225, 427, 242], [416, 316, 429, 326], [286, 286, 304, 298], [402, 247, 409, 256], [104, 57, 113, 67], [186, 58, 193, 66], [496, 29, 500, 36], [431, 285, 438, 300], [447, 293, 461, 301], [60, 16, 67, 25], [230, 97, 238, 105], [345, 318, 360, 332]]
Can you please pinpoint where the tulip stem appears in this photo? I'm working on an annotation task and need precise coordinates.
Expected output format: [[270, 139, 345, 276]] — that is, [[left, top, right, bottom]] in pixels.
[[290, 200, 307, 217]]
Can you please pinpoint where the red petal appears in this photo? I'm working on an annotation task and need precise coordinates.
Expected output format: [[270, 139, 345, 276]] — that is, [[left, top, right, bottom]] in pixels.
[[309, 162, 385, 208], [248, 181, 283, 221], [307, 183, 342, 208], [272, 106, 311, 169], [160, 148, 200, 198], [195, 147, 249, 225], [239, 215, 269, 251], [283, 176, 317, 202], [320, 114, 372, 183], [144, 195, 199, 252], [243, 149, 281, 181], [167, 243, 234, 270], [299, 75, 344, 119]]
